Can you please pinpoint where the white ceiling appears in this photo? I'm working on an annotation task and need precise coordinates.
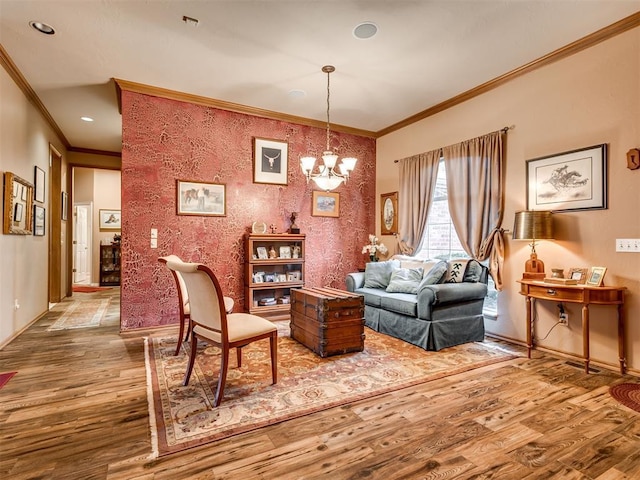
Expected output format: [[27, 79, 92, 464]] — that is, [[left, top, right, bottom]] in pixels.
[[1, 1, 639, 153]]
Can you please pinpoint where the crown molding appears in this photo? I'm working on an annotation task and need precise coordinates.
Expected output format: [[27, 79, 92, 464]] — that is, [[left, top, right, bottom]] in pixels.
[[113, 78, 377, 139], [68, 146, 121, 158], [376, 11, 640, 137], [0, 44, 71, 148]]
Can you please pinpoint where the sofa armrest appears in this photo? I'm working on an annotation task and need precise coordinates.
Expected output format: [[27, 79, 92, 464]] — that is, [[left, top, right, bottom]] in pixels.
[[346, 272, 365, 292], [417, 282, 488, 319]]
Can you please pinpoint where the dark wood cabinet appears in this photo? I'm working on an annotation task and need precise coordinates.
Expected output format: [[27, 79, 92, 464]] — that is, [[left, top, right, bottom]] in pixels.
[[100, 245, 121, 286], [244, 233, 305, 321]]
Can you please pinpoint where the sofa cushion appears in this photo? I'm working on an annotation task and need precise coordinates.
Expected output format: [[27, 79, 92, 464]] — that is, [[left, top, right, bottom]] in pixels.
[[463, 260, 484, 282], [380, 293, 418, 317], [363, 260, 400, 289], [444, 259, 469, 283], [385, 267, 424, 294], [420, 260, 448, 285]]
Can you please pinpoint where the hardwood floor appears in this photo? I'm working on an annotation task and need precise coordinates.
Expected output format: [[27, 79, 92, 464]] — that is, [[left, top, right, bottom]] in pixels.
[[1, 289, 638, 479]]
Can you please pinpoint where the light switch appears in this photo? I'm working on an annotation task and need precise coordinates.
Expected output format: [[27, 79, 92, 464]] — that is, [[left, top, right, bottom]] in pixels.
[[150, 238, 158, 249], [151, 228, 158, 239]]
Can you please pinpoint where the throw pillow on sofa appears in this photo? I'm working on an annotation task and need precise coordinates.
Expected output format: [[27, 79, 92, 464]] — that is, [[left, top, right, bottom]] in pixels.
[[444, 259, 470, 283], [421, 260, 448, 285], [363, 260, 400, 289], [385, 267, 424, 294]]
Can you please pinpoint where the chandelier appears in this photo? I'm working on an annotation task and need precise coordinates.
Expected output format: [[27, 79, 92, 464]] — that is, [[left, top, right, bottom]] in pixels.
[[300, 65, 357, 191]]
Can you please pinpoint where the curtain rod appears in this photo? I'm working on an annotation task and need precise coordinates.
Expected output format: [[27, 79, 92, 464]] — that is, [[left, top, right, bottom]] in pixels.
[[393, 125, 515, 163]]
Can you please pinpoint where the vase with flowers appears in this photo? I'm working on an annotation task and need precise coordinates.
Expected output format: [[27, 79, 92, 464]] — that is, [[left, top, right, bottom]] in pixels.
[[362, 234, 388, 262]]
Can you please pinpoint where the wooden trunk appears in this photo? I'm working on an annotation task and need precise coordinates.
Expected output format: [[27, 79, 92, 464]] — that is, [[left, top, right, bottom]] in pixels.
[[290, 287, 365, 358]]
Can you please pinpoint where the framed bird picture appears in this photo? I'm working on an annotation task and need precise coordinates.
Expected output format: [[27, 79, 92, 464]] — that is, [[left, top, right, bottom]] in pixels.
[[253, 137, 288, 185]]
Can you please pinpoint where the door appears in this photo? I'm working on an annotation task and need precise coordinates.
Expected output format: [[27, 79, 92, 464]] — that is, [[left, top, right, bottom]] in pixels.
[[73, 203, 92, 284]]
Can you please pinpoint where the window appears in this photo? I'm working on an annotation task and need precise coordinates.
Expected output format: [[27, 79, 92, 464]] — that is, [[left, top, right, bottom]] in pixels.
[[416, 160, 497, 316]]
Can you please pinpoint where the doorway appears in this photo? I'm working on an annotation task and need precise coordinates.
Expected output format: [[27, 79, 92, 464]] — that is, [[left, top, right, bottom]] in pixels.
[[73, 203, 92, 284]]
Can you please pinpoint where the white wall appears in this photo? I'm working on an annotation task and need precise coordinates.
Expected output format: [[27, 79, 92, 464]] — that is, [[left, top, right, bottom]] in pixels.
[[377, 28, 640, 372], [0, 66, 67, 346]]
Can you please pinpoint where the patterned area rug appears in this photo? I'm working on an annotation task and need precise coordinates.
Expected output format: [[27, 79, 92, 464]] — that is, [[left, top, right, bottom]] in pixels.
[[0, 372, 17, 390], [609, 383, 640, 413], [146, 327, 518, 457], [47, 298, 111, 331]]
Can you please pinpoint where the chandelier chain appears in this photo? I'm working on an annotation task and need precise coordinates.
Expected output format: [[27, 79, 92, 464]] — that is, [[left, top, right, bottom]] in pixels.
[[326, 68, 331, 151]]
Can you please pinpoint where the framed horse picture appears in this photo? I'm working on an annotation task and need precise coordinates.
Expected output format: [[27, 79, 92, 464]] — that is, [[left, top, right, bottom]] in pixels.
[[176, 180, 226, 217]]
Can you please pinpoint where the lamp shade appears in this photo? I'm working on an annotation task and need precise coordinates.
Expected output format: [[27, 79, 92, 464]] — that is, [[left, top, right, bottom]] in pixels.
[[512, 211, 553, 240]]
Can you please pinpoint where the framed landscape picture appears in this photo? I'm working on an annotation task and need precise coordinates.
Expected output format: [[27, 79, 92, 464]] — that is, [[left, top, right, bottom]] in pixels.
[[176, 180, 226, 216], [526, 144, 607, 212], [311, 191, 339, 217], [253, 137, 288, 185]]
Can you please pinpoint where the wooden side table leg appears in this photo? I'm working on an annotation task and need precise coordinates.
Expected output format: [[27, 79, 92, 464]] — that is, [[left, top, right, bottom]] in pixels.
[[582, 304, 590, 374], [526, 296, 533, 358], [618, 303, 626, 375]]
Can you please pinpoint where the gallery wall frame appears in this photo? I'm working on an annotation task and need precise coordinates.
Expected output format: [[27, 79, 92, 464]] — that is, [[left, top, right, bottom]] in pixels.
[[33, 205, 46, 236], [253, 137, 288, 185], [311, 191, 340, 217], [34, 166, 45, 203], [176, 180, 226, 216], [380, 191, 398, 235], [99, 209, 122, 231], [3, 171, 34, 235], [526, 144, 607, 212]]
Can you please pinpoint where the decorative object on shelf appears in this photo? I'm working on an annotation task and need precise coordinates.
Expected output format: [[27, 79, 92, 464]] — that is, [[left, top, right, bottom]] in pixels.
[[112, 234, 121, 245], [526, 144, 607, 212], [292, 245, 301, 258], [253, 137, 288, 185], [550, 268, 564, 279], [269, 223, 277, 234], [567, 267, 588, 284], [176, 180, 226, 216], [380, 191, 398, 235], [3, 172, 34, 235], [33, 205, 45, 236], [300, 65, 357, 191], [268, 246, 277, 259], [252, 221, 267, 234], [99, 209, 121, 231], [311, 190, 339, 217], [279, 246, 291, 258], [289, 211, 300, 234], [362, 234, 388, 262], [627, 148, 640, 170], [512, 210, 554, 280], [256, 246, 268, 259], [34, 166, 45, 203], [586, 266, 607, 287]]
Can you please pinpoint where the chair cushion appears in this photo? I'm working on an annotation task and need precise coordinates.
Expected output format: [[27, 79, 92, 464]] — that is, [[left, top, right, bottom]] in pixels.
[[444, 259, 470, 283], [363, 260, 400, 289], [194, 313, 276, 344], [385, 267, 424, 294]]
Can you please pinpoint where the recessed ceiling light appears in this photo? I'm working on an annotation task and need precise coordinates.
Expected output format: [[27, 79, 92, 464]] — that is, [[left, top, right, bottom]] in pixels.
[[81, 116, 94, 122], [353, 22, 378, 40], [288, 89, 306, 99], [29, 21, 55, 35]]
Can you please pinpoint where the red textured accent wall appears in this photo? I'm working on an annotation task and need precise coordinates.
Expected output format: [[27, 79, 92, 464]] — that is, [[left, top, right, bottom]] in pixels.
[[120, 91, 376, 329]]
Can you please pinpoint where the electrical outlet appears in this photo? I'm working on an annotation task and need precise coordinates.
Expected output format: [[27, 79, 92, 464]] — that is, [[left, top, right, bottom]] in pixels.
[[559, 313, 569, 326]]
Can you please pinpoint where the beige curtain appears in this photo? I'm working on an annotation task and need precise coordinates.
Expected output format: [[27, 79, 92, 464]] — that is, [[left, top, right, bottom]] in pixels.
[[397, 150, 440, 255], [442, 131, 505, 289]]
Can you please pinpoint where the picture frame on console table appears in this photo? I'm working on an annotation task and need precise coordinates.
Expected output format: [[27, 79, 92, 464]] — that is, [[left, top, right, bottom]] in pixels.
[[311, 191, 339, 217], [568, 267, 589, 284], [526, 144, 607, 212], [253, 137, 288, 185], [176, 180, 226, 216], [586, 266, 607, 287], [380, 191, 398, 235]]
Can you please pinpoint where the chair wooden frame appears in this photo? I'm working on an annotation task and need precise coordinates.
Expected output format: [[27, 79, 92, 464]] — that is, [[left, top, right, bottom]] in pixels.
[[166, 260, 277, 407], [159, 255, 235, 356]]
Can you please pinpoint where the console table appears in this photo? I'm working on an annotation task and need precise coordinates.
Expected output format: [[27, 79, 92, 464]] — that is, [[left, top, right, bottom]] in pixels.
[[517, 280, 626, 374]]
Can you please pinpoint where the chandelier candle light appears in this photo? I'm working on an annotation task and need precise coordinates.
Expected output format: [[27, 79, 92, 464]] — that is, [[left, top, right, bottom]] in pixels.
[[300, 65, 357, 191], [362, 234, 388, 262]]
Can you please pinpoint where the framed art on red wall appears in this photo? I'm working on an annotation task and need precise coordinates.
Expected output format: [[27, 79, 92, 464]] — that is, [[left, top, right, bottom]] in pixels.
[[176, 180, 226, 216], [253, 137, 288, 185]]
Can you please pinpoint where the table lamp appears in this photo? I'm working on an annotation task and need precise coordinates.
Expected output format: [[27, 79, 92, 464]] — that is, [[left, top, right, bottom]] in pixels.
[[512, 210, 553, 280]]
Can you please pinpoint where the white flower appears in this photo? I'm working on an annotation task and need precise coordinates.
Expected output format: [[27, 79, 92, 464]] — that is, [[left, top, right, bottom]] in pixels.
[[362, 234, 388, 257]]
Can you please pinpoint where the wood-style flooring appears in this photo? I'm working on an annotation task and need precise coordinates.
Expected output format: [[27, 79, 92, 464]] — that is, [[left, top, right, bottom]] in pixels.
[[1, 289, 639, 479]]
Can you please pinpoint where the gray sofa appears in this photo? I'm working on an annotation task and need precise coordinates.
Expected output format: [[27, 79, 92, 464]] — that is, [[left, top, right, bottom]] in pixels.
[[346, 256, 488, 351]]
